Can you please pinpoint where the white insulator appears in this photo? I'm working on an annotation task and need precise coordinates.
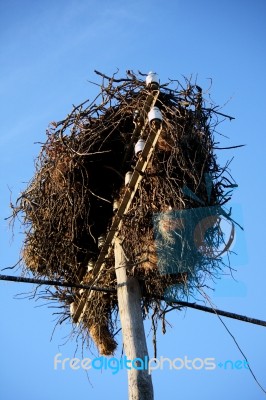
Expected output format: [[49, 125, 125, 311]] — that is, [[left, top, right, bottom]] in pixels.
[[70, 302, 77, 317], [133, 109, 140, 122], [134, 138, 145, 156], [125, 171, 133, 185], [87, 260, 95, 272], [98, 235, 105, 249], [79, 281, 85, 295], [148, 107, 163, 124], [146, 71, 159, 87], [113, 199, 119, 212]]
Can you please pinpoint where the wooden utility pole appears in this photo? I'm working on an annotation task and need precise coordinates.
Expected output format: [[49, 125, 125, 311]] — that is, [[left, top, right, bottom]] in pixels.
[[115, 237, 154, 400], [73, 78, 162, 399]]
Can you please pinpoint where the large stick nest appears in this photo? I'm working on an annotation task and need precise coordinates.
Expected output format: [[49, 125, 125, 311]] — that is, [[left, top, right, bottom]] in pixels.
[[13, 70, 236, 355]]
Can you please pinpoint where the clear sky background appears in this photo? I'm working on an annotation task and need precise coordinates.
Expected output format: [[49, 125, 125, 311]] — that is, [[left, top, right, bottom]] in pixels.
[[1, 1, 266, 399]]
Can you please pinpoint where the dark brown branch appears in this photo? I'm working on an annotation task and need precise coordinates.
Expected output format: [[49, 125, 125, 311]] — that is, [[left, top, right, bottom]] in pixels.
[[202, 107, 235, 120], [213, 144, 246, 150], [94, 69, 136, 83]]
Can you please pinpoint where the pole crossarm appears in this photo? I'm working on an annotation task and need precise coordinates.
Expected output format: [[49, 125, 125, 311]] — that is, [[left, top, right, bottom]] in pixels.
[[92, 89, 160, 278], [74, 89, 162, 323]]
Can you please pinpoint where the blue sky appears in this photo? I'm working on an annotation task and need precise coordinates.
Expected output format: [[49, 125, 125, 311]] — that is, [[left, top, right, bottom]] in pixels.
[[1, 1, 266, 399]]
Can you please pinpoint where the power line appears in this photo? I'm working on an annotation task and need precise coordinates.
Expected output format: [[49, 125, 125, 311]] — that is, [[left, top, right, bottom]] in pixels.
[[0, 273, 115, 293], [1, 273, 266, 328], [156, 296, 266, 327], [198, 288, 266, 396]]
